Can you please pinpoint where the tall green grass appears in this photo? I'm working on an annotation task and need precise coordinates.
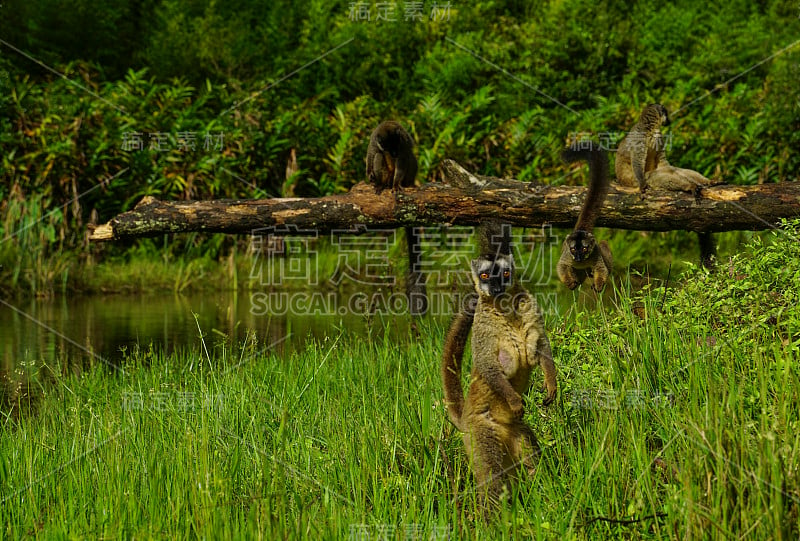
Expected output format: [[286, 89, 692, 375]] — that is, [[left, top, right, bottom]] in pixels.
[[2, 222, 799, 538]]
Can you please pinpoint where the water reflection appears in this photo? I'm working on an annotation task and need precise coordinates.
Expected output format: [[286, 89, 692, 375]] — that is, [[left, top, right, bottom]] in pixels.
[[0, 290, 417, 418], [0, 284, 600, 418], [0, 291, 411, 370]]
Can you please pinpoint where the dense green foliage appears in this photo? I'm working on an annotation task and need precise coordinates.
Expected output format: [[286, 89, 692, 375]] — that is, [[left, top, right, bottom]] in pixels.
[[2, 4, 798, 536], [1, 1, 798, 293], [3, 221, 799, 538]]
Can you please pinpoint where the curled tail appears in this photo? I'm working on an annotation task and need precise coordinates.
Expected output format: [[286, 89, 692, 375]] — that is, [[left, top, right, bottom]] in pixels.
[[405, 226, 428, 315], [561, 141, 610, 233], [441, 294, 477, 431]]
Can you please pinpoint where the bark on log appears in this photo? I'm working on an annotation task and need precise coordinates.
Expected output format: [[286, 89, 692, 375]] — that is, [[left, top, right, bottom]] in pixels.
[[89, 159, 800, 241]]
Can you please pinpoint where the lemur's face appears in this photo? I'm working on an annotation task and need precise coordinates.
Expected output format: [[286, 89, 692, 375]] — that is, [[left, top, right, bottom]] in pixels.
[[567, 230, 597, 263], [471, 254, 514, 297]]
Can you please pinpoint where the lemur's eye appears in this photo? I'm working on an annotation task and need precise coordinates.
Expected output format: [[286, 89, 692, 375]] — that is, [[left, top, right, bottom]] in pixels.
[[503, 270, 510, 278], [480, 272, 490, 281]]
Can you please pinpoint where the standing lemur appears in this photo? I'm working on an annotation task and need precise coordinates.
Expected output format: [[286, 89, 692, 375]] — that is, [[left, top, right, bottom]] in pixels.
[[615, 104, 720, 267], [556, 141, 613, 292], [441, 221, 557, 506], [365, 120, 427, 314]]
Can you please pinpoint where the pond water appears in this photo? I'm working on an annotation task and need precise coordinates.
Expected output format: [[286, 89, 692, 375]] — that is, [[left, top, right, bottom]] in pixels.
[[0, 284, 596, 416], [0, 290, 410, 370], [0, 285, 585, 370]]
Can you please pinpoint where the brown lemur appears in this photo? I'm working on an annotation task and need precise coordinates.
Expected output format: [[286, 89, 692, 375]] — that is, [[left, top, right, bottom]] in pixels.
[[615, 103, 718, 195], [441, 221, 557, 505], [366, 120, 418, 194], [365, 120, 427, 314], [557, 141, 613, 292], [615, 103, 720, 267]]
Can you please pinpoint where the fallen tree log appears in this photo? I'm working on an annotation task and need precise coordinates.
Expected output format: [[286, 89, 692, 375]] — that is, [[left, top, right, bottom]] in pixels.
[[89, 160, 800, 241]]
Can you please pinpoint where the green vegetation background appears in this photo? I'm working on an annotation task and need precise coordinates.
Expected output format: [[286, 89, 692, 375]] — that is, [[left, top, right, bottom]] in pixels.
[[3, 221, 799, 538], [0, 0, 798, 294], [2, 2, 800, 537]]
